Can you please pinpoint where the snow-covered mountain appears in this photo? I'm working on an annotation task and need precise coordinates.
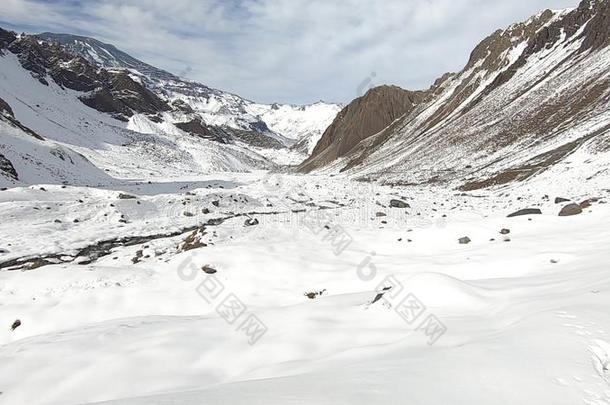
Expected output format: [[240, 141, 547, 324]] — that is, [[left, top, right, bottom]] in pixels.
[[37, 32, 341, 152], [0, 31, 275, 186], [0, 28, 340, 185], [301, 0, 610, 192]]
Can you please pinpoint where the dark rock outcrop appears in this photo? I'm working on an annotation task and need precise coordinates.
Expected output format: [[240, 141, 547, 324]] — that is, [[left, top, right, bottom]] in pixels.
[[459, 237, 472, 244], [507, 208, 542, 218], [0, 96, 13, 117], [175, 119, 230, 144], [0, 154, 18, 180], [558, 203, 583, 217], [299, 85, 426, 172], [1, 28, 169, 120], [390, 199, 410, 208]]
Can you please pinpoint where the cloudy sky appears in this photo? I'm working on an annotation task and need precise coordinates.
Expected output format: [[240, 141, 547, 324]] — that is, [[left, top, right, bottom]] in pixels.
[[0, 0, 578, 104]]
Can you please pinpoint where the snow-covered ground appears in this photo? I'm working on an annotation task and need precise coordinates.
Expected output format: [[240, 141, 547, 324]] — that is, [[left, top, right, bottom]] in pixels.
[[1, 171, 609, 405]]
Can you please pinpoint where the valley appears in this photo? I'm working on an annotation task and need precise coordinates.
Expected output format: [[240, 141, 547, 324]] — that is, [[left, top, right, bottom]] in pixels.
[[1, 0, 610, 404]]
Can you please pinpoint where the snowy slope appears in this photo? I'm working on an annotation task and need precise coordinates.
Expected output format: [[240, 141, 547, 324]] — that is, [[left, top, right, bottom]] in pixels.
[[0, 171, 608, 404], [0, 119, 110, 187], [304, 3, 610, 191], [0, 50, 274, 182], [246, 102, 342, 154], [38, 32, 340, 154]]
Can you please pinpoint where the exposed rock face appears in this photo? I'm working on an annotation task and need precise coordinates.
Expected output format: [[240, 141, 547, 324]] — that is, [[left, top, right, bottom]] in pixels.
[[0, 96, 14, 117], [35, 32, 338, 152], [1, 29, 169, 120], [37, 32, 176, 82], [299, 85, 426, 172], [302, 0, 610, 189], [0, 28, 16, 50], [79, 71, 169, 119], [0, 154, 18, 180], [0, 97, 44, 140], [175, 120, 230, 144]]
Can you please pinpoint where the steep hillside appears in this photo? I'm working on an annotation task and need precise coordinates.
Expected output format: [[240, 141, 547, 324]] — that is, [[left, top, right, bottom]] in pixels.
[[37, 32, 340, 152], [299, 85, 426, 172], [0, 38, 275, 182], [0, 96, 111, 187], [303, 0, 610, 191]]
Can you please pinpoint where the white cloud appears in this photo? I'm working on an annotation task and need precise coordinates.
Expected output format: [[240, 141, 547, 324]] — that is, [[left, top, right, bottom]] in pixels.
[[0, 0, 579, 104]]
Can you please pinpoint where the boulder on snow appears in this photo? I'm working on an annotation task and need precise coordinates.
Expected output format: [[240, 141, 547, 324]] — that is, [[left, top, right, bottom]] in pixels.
[[202, 265, 217, 274], [555, 197, 571, 204], [10, 319, 21, 331], [558, 203, 583, 217], [118, 193, 137, 200], [507, 208, 542, 218], [458, 237, 471, 245], [579, 198, 599, 209], [390, 199, 410, 209], [244, 218, 259, 226], [500, 228, 510, 235], [375, 212, 387, 217]]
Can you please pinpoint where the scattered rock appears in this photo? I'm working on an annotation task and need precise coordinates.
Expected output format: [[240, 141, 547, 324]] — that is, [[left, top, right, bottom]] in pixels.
[[500, 228, 510, 235], [211, 200, 220, 207], [202, 208, 210, 214], [202, 265, 217, 274], [183, 211, 194, 217], [390, 199, 410, 209], [11, 319, 21, 331], [179, 228, 207, 252], [371, 286, 392, 304], [558, 203, 582, 217], [507, 208, 542, 218], [131, 250, 144, 264], [580, 198, 599, 209], [375, 212, 387, 217], [23, 258, 52, 270], [459, 237, 471, 245], [305, 289, 327, 300], [555, 197, 571, 204], [244, 218, 259, 226]]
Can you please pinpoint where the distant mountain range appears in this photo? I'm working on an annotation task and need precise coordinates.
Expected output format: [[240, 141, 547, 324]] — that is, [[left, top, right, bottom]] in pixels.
[[35, 31, 341, 148], [0, 28, 340, 186]]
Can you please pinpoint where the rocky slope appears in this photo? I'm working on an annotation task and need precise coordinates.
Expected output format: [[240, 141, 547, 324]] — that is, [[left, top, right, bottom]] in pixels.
[[299, 85, 427, 172], [301, 0, 610, 191], [0, 26, 340, 184], [0, 35, 275, 185], [37, 32, 340, 151]]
